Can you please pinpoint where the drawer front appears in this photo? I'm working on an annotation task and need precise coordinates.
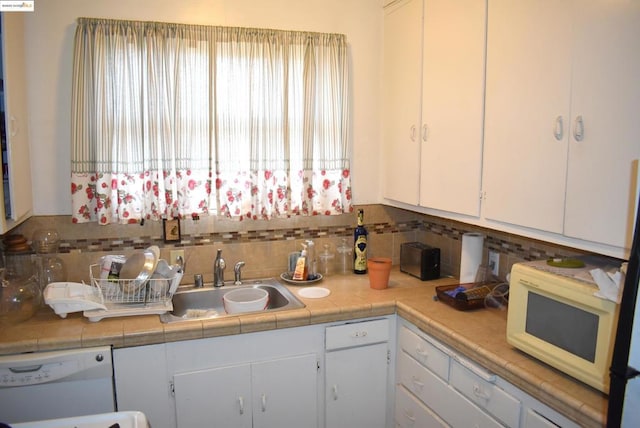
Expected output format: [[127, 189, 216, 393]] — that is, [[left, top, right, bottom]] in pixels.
[[450, 359, 521, 427], [395, 385, 446, 428], [398, 326, 450, 380], [397, 352, 503, 428], [524, 408, 561, 428], [326, 318, 389, 350]]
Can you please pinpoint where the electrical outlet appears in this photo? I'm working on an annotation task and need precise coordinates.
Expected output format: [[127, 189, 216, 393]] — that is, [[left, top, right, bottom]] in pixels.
[[170, 249, 185, 266], [488, 251, 500, 277]]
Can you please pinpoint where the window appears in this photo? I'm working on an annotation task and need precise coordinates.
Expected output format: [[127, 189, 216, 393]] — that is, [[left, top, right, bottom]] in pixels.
[[71, 19, 351, 224]]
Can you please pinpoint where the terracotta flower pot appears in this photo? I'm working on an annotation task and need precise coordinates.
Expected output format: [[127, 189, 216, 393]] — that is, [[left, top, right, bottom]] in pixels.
[[367, 257, 392, 290]]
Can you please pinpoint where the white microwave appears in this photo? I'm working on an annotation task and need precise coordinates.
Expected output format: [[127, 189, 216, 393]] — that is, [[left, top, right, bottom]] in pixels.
[[506, 259, 620, 393]]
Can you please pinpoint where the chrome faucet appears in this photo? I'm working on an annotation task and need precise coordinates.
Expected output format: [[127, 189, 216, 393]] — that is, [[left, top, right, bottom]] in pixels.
[[234, 261, 245, 285], [213, 249, 226, 287]]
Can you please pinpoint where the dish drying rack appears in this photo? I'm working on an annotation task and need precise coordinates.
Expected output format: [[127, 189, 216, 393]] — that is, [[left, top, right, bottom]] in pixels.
[[84, 263, 181, 321], [90, 264, 175, 304]]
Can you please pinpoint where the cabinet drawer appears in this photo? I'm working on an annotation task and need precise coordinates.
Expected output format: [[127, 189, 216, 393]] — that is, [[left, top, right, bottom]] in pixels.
[[395, 385, 446, 428], [450, 358, 521, 427], [397, 351, 451, 422], [398, 326, 450, 380], [326, 319, 389, 350], [524, 408, 562, 428], [397, 352, 503, 427]]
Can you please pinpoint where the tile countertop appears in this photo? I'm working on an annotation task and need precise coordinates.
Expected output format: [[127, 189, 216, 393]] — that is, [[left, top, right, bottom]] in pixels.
[[0, 268, 606, 427]]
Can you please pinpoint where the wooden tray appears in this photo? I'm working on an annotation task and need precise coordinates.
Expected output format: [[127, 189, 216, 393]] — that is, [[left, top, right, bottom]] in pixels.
[[435, 283, 499, 311]]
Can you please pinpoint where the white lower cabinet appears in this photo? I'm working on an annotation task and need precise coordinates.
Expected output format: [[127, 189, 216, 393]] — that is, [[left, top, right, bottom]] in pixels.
[[524, 408, 564, 428], [396, 319, 580, 428], [114, 324, 326, 428], [397, 351, 504, 427], [113, 343, 175, 427], [174, 362, 252, 427], [449, 358, 520, 427], [113, 317, 396, 428], [173, 354, 318, 428], [395, 384, 447, 428], [114, 316, 582, 428], [325, 318, 393, 428]]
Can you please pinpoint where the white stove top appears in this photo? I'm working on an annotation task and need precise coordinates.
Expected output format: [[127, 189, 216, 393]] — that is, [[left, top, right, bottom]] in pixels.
[[11, 411, 148, 428]]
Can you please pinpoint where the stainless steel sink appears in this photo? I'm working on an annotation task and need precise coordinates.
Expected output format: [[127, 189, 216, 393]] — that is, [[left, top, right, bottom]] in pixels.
[[160, 279, 305, 323]]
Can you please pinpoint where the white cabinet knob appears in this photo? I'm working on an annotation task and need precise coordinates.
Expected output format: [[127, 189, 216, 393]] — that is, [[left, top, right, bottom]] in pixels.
[[554, 116, 564, 141], [573, 115, 584, 141], [238, 396, 244, 415]]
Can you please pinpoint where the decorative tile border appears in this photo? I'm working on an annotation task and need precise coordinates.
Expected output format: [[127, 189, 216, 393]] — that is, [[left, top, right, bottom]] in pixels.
[[53, 216, 584, 263], [417, 217, 585, 261], [57, 222, 419, 253]]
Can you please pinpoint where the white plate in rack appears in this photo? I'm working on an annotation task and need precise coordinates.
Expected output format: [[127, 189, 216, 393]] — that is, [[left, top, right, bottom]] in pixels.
[[118, 246, 160, 294]]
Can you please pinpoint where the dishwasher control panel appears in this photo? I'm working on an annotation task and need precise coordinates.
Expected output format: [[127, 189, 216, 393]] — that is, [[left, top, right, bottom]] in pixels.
[[0, 346, 112, 387]]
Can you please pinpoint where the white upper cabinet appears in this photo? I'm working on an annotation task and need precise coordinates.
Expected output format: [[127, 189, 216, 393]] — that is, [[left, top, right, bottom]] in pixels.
[[483, 0, 640, 251], [483, 0, 573, 233], [563, 1, 640, 249], [0, 13, 32, 233], [418, 0, 485, 216], [383, 0, 423, 206], [383, 0, 486, 217]]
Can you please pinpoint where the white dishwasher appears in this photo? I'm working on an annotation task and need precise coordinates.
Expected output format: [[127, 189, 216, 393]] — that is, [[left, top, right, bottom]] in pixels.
[[0, 346, 115, 424]]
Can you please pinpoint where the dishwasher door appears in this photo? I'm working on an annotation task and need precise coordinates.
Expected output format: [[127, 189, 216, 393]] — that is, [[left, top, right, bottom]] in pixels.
[[0, 346, 115, 424]]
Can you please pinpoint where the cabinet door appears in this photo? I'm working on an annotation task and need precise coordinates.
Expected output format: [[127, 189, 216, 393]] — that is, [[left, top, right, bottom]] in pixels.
[[113, 344, 175, 428], [325, 342, 388, 428], [383, 0, 423, 205], [563, 1, 640, 249], [173, 364, 253, 428], [251, 354, 318, 428], [0, 13, 32, 232], [482, 0, 573, 233], [419, 0, 485, 216]]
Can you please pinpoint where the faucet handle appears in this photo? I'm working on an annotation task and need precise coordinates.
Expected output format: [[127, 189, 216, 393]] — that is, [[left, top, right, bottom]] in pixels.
[[234, 261, 246, 285], [175, 255, 185, 273]]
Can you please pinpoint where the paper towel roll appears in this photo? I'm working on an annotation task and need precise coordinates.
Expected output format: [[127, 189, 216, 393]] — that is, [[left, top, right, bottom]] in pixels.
[[460, 233, 484, 283]]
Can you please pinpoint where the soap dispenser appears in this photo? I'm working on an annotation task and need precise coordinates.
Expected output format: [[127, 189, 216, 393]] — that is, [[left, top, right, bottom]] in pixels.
[[306, 240, 316, 279], [292, 243, 308, 281]]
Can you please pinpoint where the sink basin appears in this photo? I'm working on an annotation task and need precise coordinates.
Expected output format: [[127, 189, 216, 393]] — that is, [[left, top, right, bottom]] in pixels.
[[160, 279, 305, 323]]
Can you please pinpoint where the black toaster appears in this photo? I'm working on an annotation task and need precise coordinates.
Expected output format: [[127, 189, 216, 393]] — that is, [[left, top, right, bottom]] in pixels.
[[400, 242, 440, 281]]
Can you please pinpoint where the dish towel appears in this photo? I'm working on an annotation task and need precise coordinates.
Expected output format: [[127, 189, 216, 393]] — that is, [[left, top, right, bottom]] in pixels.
[[590, 268, 624, 303]]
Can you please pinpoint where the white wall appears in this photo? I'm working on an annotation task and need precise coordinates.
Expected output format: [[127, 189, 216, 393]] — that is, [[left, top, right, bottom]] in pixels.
[[23, 0, 383, 215]]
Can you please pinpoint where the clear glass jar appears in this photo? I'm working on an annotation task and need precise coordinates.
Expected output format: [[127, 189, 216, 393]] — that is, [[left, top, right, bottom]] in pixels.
[[31, 229, 60, 253], [318, 244, 334, 277], [0, 252, 41, 326], [336, 238, 352, 275], [41, 255, 67, 286], [32, 228, 66, 290]]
